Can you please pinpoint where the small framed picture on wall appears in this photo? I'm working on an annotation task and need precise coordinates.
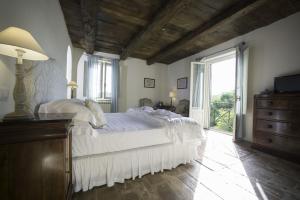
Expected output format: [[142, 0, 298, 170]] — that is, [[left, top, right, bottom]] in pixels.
[[177, 77, 188, 89], [144, 78, 155, 88]]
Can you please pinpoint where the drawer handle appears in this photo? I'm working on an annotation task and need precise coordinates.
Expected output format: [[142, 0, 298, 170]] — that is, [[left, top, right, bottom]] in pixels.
[[268, 112, 273, 116], [268, 138, 273, 143], [267, 124, 273, 128]]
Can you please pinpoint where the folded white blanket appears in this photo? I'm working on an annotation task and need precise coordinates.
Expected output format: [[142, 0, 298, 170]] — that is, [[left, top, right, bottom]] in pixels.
[[126, 108, 203, 143]]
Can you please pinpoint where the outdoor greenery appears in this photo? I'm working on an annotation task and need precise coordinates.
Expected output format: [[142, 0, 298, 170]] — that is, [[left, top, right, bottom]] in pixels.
[[210, 91, 235, 133]]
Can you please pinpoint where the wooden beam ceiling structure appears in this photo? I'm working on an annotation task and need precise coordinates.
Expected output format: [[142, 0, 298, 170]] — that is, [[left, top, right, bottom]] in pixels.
[[60, 0, 300, 64], [146, 0, 263, 65], [120, 0, 193, 60], [80, 0, 97, 54]]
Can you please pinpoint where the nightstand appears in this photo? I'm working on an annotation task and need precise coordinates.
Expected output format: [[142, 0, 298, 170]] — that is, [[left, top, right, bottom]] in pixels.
[[155, 105, 176, 112], [0, 113, 74, 200]]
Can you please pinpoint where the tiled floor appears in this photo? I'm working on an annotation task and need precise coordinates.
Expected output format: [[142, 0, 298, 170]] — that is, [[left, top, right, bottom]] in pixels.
[[73, 131, 300, 200]]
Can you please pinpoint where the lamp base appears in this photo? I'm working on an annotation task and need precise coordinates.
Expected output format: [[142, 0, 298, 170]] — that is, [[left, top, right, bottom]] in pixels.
[[3, 110, 34, 121]]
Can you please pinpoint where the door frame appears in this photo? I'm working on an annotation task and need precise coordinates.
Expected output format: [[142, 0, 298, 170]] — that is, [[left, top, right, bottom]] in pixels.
[[190, 48, 238, 133], [206, 52, 237, 134]]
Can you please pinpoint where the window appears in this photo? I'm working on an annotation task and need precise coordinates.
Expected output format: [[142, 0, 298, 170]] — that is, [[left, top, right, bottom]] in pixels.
[[84, 57, 112, 101]]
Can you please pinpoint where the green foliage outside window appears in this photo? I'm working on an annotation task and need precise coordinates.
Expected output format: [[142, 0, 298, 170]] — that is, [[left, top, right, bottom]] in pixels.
[[210, 91, 235, 133]]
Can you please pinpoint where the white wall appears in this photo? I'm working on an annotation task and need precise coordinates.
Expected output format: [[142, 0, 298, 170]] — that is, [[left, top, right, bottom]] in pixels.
[[167, 12, 300, 141], [72, 47, 85, 82], [119, 58, 168, 112], [0, 55, 14, 118], [0, 0, 72, 118], [167, 59, 191, 105]]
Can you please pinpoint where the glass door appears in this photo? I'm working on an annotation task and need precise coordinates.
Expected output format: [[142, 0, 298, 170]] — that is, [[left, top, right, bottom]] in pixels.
[[209, 56, 236, 135], [189, 62, 205, 124], [190, 47, 248, 139]]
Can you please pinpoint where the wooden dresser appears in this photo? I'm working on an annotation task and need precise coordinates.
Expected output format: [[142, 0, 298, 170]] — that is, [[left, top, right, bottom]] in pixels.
[[0, 113, 73, 200], [252, 93, 300, 162]]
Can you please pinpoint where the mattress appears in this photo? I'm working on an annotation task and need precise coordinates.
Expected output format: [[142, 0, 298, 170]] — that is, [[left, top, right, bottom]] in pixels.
[[72, 113, 171, 157], [72, 109, 203, 158]]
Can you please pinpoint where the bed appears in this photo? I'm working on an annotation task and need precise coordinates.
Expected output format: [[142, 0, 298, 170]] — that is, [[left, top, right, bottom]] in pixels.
[[39, 99, 203, 192]]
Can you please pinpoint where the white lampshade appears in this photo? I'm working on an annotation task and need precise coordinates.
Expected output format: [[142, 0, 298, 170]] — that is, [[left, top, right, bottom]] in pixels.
[[169, 91, 176, 98], [0, 27, 48, 61], [67, 81, 78, 89]]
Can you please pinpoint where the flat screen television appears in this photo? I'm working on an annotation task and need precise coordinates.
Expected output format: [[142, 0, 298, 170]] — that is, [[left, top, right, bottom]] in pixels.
[[274, 74, 300, 93]]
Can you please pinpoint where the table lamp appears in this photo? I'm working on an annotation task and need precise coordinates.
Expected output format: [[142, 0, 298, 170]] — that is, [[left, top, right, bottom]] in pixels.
[[0, 27, 49, 120], [67, 81, 78, 98], [169, 91, 176, 106]]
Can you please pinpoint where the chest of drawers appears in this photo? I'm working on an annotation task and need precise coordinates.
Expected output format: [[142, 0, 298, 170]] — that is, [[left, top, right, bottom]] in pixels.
[[253, 94, 300, 162], [0, 113, 73, 200]]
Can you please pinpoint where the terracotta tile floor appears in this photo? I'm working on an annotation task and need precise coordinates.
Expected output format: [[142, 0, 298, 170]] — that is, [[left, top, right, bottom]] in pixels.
[[73, 131, 300, 200]]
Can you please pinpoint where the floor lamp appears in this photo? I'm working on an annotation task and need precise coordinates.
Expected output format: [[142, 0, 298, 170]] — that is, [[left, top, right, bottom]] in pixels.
[[0, 27, 49, 120]]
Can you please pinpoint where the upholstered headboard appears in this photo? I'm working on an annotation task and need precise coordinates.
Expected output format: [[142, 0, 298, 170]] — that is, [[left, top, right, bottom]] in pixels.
[[23, 59, 67, 113], [139, 98, 153, 107]]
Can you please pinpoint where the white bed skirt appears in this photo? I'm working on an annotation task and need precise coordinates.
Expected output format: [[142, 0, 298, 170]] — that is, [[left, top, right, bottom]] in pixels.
[[73, 141, 201, 192]]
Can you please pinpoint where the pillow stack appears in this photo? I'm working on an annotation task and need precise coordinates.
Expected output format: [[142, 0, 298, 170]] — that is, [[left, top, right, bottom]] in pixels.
[[38, 99, 107, 129], [85, 99, 107, 128]]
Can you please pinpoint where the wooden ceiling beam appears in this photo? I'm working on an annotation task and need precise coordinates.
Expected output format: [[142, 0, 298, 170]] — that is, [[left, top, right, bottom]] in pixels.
[[98, 4, 148, 26], [120, 0, 193, 60], [80, 0, 97, 54], [147, 0, 266, 65]]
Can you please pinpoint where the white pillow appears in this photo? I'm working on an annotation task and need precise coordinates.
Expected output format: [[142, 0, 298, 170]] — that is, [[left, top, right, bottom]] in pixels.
[[127, 106, 154, 113], [38, 99, 101, 128], [38, 99, 85, 113], [141, 106, 154, 112], [85, 99, 107, 128], [73, 108, 101, 128]]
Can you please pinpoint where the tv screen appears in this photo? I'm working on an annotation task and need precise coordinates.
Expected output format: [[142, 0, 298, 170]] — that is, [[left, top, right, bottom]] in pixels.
[[274, 74, 300, 93]]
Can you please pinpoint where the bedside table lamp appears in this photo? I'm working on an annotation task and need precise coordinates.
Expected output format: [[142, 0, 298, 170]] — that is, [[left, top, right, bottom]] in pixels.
[[67, 81, 78, 98], [0, 27, 49, 120], [169, 91, 176, 106]]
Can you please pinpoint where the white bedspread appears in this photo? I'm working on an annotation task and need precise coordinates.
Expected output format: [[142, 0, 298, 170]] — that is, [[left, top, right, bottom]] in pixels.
[[146, 109, 202, 143], [72, 112, 169, 157], [71, 109, 202, 158]]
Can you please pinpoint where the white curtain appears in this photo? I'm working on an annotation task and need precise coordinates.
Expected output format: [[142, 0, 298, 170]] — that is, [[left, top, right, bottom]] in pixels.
[[111, 59, 119, 112], [192, 63, 204, 108], [234, 44, 249, 141], [202, 62, 211, 129], [84, 55, 103, 101]]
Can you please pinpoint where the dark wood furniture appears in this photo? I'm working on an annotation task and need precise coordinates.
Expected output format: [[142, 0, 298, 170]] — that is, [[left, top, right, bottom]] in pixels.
[[155, 105, 176, 112], [139, 98, 154, 107], [175, 99, 190, 117], [252, 93, 300, 162], [0, 113, 73, 200]]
